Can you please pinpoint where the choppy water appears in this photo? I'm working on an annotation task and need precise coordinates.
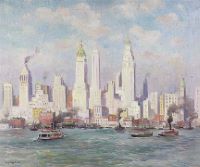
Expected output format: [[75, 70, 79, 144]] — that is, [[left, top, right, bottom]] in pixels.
[[0, 128, 200, 167]]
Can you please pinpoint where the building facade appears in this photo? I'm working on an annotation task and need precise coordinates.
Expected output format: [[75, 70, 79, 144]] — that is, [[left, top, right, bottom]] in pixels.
[[73, 42, 89, 119], [121, 39, 136, 106], [52, 75, 67, 115], [19, 64, 32, 108], [2, 83, 13, 118], [89, 49, 101, 109]]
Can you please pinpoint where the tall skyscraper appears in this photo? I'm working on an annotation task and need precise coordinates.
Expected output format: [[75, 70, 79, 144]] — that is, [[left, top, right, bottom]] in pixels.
[[73, 42, 89, 117], [52, 75, 67, 115], [2, 83, 13, 118], [89, 49, 101, 109], [121, 38, 136, 105], [143, 77, 148, 100], [19, 64, 32, 108]]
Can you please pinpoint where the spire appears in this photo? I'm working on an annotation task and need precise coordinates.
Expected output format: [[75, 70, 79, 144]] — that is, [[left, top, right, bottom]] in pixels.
[[20, 64, 29, 75], [180, 77, 185, 87], [77, 40, 86, 58], [123, 37, 134, 60], [125, 36, 131, 46]]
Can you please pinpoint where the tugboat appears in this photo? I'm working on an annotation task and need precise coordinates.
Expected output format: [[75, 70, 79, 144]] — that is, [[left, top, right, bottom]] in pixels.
[[114, 123, 125, 132], [114, 109, 125, 132], [158, 104, 179, 137], [29, 122, 38, 131], [37, 128, 64, 140]]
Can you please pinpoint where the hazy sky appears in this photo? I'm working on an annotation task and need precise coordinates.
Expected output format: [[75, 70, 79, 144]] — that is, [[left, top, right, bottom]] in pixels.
[[0, 0, 200, 105]]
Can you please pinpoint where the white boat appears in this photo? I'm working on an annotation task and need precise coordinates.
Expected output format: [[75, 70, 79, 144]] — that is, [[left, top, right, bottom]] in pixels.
[[0, 123, 10, 130], [38, 129, 64, 140]]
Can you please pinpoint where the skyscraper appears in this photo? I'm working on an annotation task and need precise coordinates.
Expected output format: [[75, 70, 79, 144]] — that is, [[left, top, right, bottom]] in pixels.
[[121, 38, 136, 105], [52, 75, 67, 115], [143, 77, 148, 100], [19, 64, 32, 108], [178, 78, 187, 120], [2, 83, 13, 118], [89, 49, 101, 109], [73, 42, 89, 117]]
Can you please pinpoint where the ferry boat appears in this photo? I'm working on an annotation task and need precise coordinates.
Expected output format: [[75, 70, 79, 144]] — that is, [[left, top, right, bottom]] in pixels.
[[38, 129, 64, 140]]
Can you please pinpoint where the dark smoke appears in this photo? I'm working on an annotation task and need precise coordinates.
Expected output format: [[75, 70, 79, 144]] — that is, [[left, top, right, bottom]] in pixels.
[[24, 47, 40, 64], [188, 112, 198, 128], [167, 104, 179, 130]]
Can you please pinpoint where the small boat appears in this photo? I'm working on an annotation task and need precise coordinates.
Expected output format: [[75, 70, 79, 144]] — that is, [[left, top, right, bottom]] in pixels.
[[38, 129, 64, 140], [131, 128, 153, 137], [131, 131, 153, 137], [158, 129, 179, 137], [114, 123, 125, 132], [183, 127, 194, 130], [0, 123, 10, 130], [30, 126, 38, 131]]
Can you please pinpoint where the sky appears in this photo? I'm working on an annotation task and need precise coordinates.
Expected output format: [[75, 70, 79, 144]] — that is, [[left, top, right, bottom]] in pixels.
[[0, 0, 200, 106]]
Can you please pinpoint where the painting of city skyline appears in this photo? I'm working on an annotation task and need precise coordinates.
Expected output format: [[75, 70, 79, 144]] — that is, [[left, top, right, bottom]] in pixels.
[[0, 0, 200, 167]]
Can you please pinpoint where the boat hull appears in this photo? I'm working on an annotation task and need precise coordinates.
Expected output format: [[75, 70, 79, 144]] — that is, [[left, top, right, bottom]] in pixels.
[[37, 129, 64, 141], [131, 132, 153, 137], [158, 129, 179, 136]]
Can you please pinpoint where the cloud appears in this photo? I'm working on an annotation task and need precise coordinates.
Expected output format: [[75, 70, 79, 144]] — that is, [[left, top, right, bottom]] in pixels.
[[140, 0, 165, 13], [177, 4, 185, 12], [23, 4, 110, 39], [129, 25, 161, 46], [157, 13, 180, 26], [34, 7, 70, 24], [112, 1, 139, 18], [170, 36, 184, 47], [112, 0, 164, 18]]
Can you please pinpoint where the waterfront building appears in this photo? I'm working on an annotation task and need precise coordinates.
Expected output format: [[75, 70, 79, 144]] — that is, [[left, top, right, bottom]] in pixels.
[[159, 94, 165, 121], [105, 81, 121, 116], [13, 96, 19, 106], [108, 114, 118, 128], [127, 101, 141, 119], [163, 93, 178, 120], [19, 64, 32, 108], [30, 83, 49, 109], [29, 83, 54, 122], [178, 78, 187, 120], [41, 84, 52, 102], [2, 83, 13, 118], [39, 112, 55, 127], [72, 42, 89, 119], [90, 106, 109, 127], [195, 87, 200, 125], [52, 75, 67, 115], [66, 89, 73, 111], [149, 92, 159, 117], [89, 49, 101, 109], [143, 99, 150, 119]]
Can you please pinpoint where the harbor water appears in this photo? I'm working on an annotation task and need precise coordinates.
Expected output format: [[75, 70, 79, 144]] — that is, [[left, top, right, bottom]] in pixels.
[[0, 128, 200, 167]]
